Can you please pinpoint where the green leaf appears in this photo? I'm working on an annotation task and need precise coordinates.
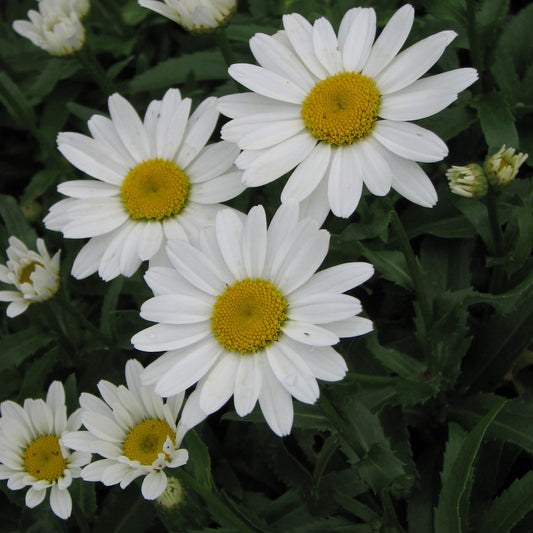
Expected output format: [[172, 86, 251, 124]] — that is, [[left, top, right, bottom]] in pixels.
[[434, 399, 506, 533], [183, 430, 212, 489], [99, 277, 123, 341], [129, 51, 228, 93], [0, 327, 55, 371], [20, 169, 61, 207], [358, 246, 412, 290], [0, 72, 37, 134], [0, 194, 38, 247], [474, 91, 519, 151], [480, 471, 533, 533], [365, 334, 426, 378], [451, 394, 533, 454]]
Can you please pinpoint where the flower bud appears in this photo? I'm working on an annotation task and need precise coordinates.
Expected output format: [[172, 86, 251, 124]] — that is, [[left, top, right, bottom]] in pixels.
[[484, 145, 528, 188], [446, 163, 488, 199]]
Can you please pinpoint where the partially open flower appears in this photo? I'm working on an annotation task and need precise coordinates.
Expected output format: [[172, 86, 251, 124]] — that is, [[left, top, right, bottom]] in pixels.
[[0, 237, 60, 318], [138, 0, 237, 32], [446, 163, 488, 199], [484, 145, 528, 188], [12, 0, 86, 56]]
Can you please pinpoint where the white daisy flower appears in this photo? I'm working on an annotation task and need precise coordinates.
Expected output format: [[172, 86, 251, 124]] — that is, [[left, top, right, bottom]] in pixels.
[[132, 203, 374, 437], [0, 381, 91, 520], [217, 4, 479, 218], [44, 89, 246, 281], [61, 360, 194, 500], [0, 236, 60, 318], [138, 0, 237, 32], [12, 0, 86, 57]]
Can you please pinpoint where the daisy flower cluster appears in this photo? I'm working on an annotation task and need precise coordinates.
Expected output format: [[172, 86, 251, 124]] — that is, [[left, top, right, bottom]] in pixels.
[[1, 0, 480, 524]]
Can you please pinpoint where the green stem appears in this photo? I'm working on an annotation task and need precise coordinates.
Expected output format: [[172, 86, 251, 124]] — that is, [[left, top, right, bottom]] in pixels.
[[174, 470, 259, 533], [76, 44, 114, 96], [318, 392, 368, 458], [214, 28, 235, 68], [486, 187, 505, 294], [388, 208, 433, 330]]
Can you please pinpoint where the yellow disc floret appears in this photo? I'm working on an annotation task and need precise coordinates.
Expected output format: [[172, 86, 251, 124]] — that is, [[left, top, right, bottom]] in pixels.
[[121, 159, 189, 221], [301, 72, 381, 146], [123, 419, 175, 466], [211, 278, 288, 354], [19, 261, 43, 285], [23, 435, 67, 482]]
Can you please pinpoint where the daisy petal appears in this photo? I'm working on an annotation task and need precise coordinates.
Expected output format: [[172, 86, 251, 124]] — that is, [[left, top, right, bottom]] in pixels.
[[266, 343, 319, 404], [324, 316, 373, 338], [258, 358, 294, 437], [50, 485, 72, 520], [242, 132, 317, 187], [281, 142, 331, 202], [228, 64, 307, 104], [242, 205, 267, 279], [57, 180, 119, 198], [108, 93, 151, 162], [375, 30, 457, 94], [198, 352, 239, 413], [25, 487, 47, 509], [327, 146, 363, 218], [140, 295, 212, 324], [215, 209, 246, 280], [282, 321, 339, 346], [132, 322, 211, 352], [141, 471, 167, 500], [313, 17, 343, 76], [373, 120, 448, 162], [156, 90, 191, 161], [234, 355, 262, 417], [342, 8, 376, 73], [289, 293, 361, 324], [363, 4, 414, 78], [301, 345, 348, 381], [357, 137, 391, 196]]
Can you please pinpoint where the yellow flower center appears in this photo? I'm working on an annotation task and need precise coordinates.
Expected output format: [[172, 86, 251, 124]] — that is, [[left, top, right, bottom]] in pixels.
[[120, 159, 190, 221], [301, 72, 381, 146], [23, 435, 67, 482], [211, 278, 288, 355], [19, 261, 43, 285], [123, 419, 175, 466]]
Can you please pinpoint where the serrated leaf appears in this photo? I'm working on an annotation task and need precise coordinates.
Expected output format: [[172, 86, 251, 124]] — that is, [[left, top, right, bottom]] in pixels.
[[129, 51, 228, 93], [451, 394, 533, 454], [358, 246, 412, 290], [365, 334, 426, 379], [480, 471, 533, 533], [434, 399, 506, 533], [474, 91, 519, 151]]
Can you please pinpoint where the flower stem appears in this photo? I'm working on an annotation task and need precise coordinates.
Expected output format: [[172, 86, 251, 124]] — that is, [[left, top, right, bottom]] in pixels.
[[486, 187, 505, 294], [214, 28, 235, 69], [174, 470, 262, 533], [76, 44, 114, 96]]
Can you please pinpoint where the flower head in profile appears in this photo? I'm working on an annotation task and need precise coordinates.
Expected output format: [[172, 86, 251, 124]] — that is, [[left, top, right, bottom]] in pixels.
[[138, 0, 237, 32], [44, 89, 245, 281], [61, 360, 193, 500], [484, 145, 528, 188], [0, 236, 60, 318], [132, 203, 374, 437], [12, 0, 86, 56], [446, 163, 487, 199], [0, 382, 91, 520], [218, 4, 478, 218]]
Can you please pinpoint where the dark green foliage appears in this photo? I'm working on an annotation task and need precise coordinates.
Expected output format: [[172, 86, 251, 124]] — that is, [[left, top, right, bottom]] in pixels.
[[0, 0, 532, 531]]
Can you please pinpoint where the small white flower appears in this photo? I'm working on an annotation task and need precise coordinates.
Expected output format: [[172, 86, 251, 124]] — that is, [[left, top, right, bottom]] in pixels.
[[132, 203, 374, 437], [0, 382, 91, 520], [0, 236, 60, 318], [44, 88, 246, 281], [138, 0, 237, 32], [484, 145, 529, 188], [12, 0, 86, 57], [446, 163, 487, 198], [61, 360, 196, 500], [218, 4, 478, 218]]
